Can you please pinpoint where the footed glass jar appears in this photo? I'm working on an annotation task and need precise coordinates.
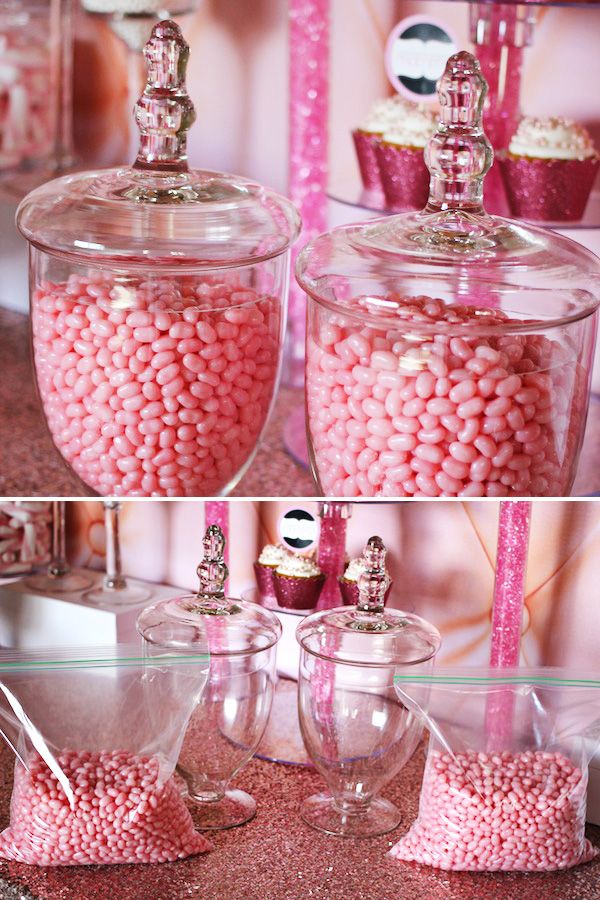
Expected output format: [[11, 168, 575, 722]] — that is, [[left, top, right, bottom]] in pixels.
[[297, 52, 600, 498], [296, 535, 441, 837], [17, 21, 299, 497], [137, 524, 281, 829]]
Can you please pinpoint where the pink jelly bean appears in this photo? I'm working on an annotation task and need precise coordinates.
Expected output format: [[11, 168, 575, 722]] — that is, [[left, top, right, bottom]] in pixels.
[[306, 293, 585, 497], [390, 749, 596, 873], [31, 274, 281, 495], [0, 749, 212, 866]]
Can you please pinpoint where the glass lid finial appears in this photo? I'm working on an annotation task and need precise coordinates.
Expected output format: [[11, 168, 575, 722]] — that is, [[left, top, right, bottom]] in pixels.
[[193, 525, 238, 616], [425, 50, 493, 215], [352, 536, 391, 633], [133, 19, 196, 174]]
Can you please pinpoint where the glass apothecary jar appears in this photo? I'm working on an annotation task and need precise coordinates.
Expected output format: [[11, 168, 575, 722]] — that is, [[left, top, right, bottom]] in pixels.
[[17, 20, 300, 497], [296, 535, 441, 837], [0, 0, 71, 192], [137, 524, 281, 829], [297, 52, 600, 498]]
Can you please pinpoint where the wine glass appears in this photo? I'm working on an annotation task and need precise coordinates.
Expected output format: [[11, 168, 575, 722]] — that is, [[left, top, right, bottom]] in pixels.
[[84, 501, 151, 606], [296, 536, 441, 837], [25, 502, 92, 593]]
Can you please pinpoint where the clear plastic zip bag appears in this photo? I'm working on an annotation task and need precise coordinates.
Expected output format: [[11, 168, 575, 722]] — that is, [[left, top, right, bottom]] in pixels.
[[391, 668, 600, 872], [0, 644, 212, 866]]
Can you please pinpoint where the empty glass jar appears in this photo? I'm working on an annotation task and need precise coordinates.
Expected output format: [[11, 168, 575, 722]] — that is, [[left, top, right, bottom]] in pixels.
[[297, 52, 600, 498], [296, 535, 441, 837], [137, 523, 281, 829], [17, 20, 299, 497]]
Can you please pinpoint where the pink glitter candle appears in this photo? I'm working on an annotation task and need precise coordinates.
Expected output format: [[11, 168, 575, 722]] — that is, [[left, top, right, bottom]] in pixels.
[[486, 500, 532, 747], [490, 501, 531, 668], [316, 502, 351, 610], [286, 0, 329, 384]]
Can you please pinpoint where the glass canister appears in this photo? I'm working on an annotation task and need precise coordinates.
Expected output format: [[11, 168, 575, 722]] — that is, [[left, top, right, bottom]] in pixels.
[[17, 20, 300, 497], [297, 52, 600, 499], [137, 523, 281, 829], [0, 0, 72, 192], [296, 535, 441, 837]]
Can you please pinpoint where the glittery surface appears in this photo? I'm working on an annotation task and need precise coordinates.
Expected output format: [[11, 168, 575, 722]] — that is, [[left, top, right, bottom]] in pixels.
[[490, 501, 532, 669], [487, 501, 532, 746], [499, 156, 599, 222], [352, 130, 383, 192], [338, 579, 392, 607], [316, 504, 349, 610], [1, 741, 599, 900], [252, 563, 277, 603], [376, 143, 430, 212], [287, 0, 330, 375], [273, 573, 325, 610]]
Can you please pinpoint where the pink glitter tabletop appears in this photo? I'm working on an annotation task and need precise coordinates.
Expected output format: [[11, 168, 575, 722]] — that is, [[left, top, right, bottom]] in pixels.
[[0, 741, 598, 899]]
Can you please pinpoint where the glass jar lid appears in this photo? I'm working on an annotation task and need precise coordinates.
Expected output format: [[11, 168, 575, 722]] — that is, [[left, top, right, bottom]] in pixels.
[[17, 20, 300, 269], [297, 51, 600, 332], [137, 524, 282, 656], [296, 536, 441, 667]]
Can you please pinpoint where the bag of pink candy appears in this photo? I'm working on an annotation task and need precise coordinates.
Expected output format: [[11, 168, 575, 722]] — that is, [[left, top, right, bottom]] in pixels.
[[391, 668, 600, 873], [0, 644, 212, 866]]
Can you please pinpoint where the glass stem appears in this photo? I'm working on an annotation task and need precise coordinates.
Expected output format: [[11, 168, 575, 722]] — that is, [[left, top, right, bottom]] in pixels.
[[48, 501, 69, 578], [103, 502, 127, 591]]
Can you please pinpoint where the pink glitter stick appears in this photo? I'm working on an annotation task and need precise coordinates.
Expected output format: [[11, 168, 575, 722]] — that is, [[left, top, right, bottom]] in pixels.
[[490, 501, 531, 668], [316, 502, 351, 610], [486, 500, 531, 747], [286, 0, 330, 385]]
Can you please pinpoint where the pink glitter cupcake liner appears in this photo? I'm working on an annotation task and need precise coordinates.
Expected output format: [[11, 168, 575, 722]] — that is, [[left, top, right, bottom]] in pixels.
[[376, 142, 430, 212], [253, 562, 278, 603], [352, 130, 383, 192], [273, 573, 325, 610], [499, 155, 599, 222], [338, 578, 392, 607]]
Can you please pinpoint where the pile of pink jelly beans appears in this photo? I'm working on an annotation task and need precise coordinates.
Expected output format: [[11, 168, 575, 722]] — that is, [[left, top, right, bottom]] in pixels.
[[31, 273, 281, 496], [306, 295, 585, 497], [390, 749, 596, 872], [0, 749, 212, 866], [0, 28, 53, 169]]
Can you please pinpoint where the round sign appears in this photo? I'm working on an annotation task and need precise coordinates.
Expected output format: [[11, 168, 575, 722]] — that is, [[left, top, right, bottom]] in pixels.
[[278, 508, 319, 552], [385, 16, 457, 102]]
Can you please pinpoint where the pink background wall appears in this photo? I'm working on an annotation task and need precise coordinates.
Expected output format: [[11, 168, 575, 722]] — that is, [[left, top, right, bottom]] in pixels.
[[68, 499, 600, 671]]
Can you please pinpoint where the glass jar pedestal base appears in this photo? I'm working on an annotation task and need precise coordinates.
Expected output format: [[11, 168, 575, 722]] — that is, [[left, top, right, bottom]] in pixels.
[[84, 582, 151, 607], [300, 793, 401, 838], [25, 569, 92, 594], [186, 787, 257, 830]]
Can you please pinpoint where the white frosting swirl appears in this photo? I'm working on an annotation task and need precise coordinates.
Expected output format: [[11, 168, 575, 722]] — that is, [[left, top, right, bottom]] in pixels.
[[258, 544, 288, 567], [341, 557, 367, 583], [382, 102, 438, 150], [509, 116, 597, 161], [276, 554, 321, 578], [360, 95, 435, 137]]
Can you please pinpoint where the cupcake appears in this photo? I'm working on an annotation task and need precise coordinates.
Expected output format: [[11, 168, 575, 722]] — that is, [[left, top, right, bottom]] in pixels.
[[352, 96, 408, 193], [338, 556, 393, 606], [499, 116, 599, 222], [273, 554, 325, 611], [375, 102, 438, 211], [253, 544, 289, 602]]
